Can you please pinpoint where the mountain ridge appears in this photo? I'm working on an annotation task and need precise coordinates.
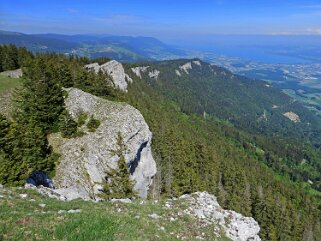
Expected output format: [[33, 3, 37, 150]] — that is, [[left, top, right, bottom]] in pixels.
[[0, 30, 187, 62]]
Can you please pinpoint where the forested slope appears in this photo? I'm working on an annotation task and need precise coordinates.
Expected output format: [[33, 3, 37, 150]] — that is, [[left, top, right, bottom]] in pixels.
[[127, 60, 321, 192], [0, 45, 320, 240]]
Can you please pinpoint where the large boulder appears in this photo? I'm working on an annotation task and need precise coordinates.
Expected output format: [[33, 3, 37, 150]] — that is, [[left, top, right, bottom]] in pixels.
[[49, 88, 156, 200], [181, 192, 261, 241]]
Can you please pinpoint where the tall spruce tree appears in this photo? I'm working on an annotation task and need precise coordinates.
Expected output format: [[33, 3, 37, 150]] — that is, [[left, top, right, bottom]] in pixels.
[[16, 56, 65, 132], [100, 132, 136, 200]]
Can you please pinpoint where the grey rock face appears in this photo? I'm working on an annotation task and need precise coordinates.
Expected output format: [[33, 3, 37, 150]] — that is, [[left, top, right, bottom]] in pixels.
[[131, 66, 160, 80], [50, 88, 156, 200], [131, 66, 150, 79], [0, 69, 22, 78], [192, 60, 201, 66], [85, 60, 132, 92], [148, 69, 160, 79], [283, 112, 300, 123], [179, 62, 192, 74], [181, 192, 261, 241], [177, 61, 201, 76]]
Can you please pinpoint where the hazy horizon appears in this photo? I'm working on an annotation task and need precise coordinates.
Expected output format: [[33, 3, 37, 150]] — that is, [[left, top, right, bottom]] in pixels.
[[1, 0, 321, 43]]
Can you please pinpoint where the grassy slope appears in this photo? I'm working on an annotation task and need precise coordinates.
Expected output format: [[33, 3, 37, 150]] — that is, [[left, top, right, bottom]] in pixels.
[[0, 187, 229, 241], [0, 74, 21, 117], [0, 75, 21, 93]]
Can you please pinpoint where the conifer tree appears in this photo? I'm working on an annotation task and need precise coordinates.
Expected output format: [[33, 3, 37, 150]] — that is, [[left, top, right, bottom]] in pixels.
[[16, 57, 65, 132], [0, 114, 10, 149], [0, 120, 52, 184], [59, 110, 78, 138], [0, 46, 3, 72], [100, 132, 136, 200], [56, 64, 73, 88], [2, 45, 18, 70]]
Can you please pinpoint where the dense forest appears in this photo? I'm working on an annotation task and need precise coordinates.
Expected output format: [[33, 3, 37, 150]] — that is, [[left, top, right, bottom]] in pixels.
[[0, 45, 321, 240], [129, 60, 321, 192]]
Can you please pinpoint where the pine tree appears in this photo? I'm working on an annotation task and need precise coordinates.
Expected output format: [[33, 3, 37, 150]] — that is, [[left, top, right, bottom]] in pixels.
[[56, 64, 73, 88], [100, 132, 136, 200], [0, 114, 10, 149], [0, 46, 3, 72], [0, 120, 52, 184], [2, 45, 19, 70], [59, 110, 78, 138], [15, 57, 65, 132]]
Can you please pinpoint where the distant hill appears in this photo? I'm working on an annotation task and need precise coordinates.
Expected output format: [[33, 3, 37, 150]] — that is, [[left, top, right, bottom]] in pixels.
[[127, 58, 321, 195], [0, 30, 187, 62], [132, 59, 321, 140], [0, 30, 79, 52]]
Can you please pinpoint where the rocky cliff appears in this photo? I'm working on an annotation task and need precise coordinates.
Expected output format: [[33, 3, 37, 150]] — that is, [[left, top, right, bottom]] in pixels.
[[85, 60, 132, 92], [49, 88, 156, 200]]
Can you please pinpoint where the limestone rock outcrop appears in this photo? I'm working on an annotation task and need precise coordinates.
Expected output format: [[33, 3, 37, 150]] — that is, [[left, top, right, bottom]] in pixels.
[[181, 192, 261, 241], [283, 112, 300, 123], [49, 88, 156, 200], [0, 69, 22, 78], [179, 62, 192, 74], [148, 69, 160, 79], [131, 66, 160, 80], [177, 61, 201, 75], [85, 60, 132, 92], [131, 66, 150, 79]]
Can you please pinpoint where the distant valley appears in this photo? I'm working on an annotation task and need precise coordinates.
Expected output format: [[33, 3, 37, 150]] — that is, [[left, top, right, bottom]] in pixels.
[[209, 55, 321, 116], [1, 30, 321, 116], [182, 35, 321, 116]]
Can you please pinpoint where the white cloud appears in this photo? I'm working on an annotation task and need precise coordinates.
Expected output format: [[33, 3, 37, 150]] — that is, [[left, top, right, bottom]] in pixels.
[[305, 28, 321, 34], [268, 28, 321, 35], [269, 31, 295, 35]]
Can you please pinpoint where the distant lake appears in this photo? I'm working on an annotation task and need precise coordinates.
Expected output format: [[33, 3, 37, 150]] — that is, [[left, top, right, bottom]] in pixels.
[[207, 46, 314, 64]]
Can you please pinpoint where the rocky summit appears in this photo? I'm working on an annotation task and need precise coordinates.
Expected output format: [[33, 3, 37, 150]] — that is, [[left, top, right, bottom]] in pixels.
[[48, 88, 156, 200]]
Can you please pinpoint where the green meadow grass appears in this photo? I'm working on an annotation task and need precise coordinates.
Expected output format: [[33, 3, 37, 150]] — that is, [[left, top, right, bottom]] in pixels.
[[0, 75, 21, 93], [0, 188, 229, 241]]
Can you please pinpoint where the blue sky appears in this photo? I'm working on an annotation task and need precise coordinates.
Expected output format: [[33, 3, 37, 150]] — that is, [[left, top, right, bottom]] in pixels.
[[1, 0, 321, 41]]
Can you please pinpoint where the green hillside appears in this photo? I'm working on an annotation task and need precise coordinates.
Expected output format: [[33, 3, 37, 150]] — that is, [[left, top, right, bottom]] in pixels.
[[136, 59, 321, 140], [0, 46, 321, 240], [127, 60, 321, 191]]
